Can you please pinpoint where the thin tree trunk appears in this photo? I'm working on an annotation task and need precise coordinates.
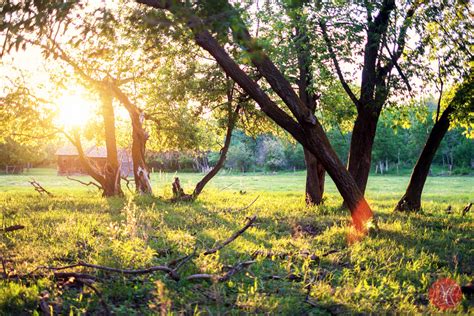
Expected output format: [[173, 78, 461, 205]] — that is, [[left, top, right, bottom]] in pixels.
[[395, 105, 454, 212], [193, 105, 238, 198]]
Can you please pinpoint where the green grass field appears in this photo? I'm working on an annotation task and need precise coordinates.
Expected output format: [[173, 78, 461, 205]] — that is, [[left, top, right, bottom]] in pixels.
[[0, 169, 473, 314]]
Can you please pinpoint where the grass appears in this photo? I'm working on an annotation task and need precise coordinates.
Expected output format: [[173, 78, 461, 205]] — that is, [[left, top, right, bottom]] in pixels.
[[0, 168, 473, 314]]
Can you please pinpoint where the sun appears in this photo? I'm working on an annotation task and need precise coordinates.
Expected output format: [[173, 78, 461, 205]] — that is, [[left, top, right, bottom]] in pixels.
[[55, 92, 97, 128]]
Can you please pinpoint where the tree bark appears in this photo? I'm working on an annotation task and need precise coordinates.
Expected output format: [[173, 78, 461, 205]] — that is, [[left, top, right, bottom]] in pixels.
[[395, 105, 454, 212], [136, 0, 374, 231], [99, 89, 124, 197], [110, 85, 153, 195], [304, 148, 325, 205], [294, 12, 326, 205], [347, 106, 381, 194]]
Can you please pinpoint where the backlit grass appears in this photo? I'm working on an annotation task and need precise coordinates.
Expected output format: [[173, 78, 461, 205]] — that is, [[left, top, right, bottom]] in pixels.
[[0, 169, 472, 314]]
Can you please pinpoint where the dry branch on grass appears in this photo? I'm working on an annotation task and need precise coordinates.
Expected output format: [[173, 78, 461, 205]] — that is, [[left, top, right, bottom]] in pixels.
[[28, 179, 53, 196], [223, 196, 259, 214], [0, 225, 25, 233], [28, 215, 258, 286], [204, 215, 256, 255], [67, 176, 103, 191], [186, 260, 256, 282]]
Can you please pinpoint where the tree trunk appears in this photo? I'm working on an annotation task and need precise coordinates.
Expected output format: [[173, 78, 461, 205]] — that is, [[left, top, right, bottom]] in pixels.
[[347, 107, 381, 194], [131, 111, 152, 194], [193, 102, 239, 198], [304, 148, 325, 205], [110, 85, 153, 195], [395, 105, 454, 212], [100, 90, 123, 197], [294, 15, 326, 205]]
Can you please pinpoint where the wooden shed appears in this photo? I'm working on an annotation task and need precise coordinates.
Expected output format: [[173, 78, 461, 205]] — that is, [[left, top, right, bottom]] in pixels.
[[55, 146, 133, 177]]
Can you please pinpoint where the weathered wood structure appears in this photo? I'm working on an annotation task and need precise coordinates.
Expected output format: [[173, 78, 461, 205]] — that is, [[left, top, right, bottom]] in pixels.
[[55, 146, 133, 177]]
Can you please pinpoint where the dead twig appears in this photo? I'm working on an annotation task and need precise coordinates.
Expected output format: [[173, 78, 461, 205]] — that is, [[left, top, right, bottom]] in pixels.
[[462, 202, 472, 216], [28, 179, 53, 196], [67, 176, 103, 191], [224, 196, 260, 214], [218, 182, 235, 192], [204, 215, 256, 255], [0, 225, 25, 233], [121, 176, 135, 193]]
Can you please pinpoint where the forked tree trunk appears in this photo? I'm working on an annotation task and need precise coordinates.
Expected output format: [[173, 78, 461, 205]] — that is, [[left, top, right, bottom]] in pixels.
[[66, 91, 123, 198], [111, 85, 153, 195], [395, 105, 454, 212], [100, 90, 123, 197]]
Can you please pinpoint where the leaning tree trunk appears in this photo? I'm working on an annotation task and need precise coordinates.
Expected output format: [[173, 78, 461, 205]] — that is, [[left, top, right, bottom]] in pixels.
[[100, 90, 124, 197], [111, 85, 153, 195], [347, 106, 381, 195], [395, 105, 454, 212], [174, 81, 241, 201], [193, 101, 239, 198]]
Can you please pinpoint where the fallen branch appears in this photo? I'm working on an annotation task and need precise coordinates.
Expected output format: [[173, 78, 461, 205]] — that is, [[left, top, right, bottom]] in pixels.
[[218, 182, 235, 192], [224, 196, 260, 214], [28, 179, 53, 196], [186, 260, 255, 282], [67, 176, 103, 191], [39, 261, 179, 281], [0, 225, 25, 233], [251, 249, 339, 261], [204, 215, 256, 255]]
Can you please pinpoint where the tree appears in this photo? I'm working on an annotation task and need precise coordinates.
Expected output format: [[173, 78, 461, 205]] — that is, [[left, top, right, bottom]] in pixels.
[[395, 0, 473, 211], [317, 0, 419, 194], [137, 0, 374, 232], [396, 72, 473, 211], [1, 2, 157, 195]]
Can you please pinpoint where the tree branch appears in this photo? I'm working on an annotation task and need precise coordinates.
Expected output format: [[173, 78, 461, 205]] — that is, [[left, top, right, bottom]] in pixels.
[[319, 21, 360, 107], [66, 176, 103, 191], [204, 215, 256, 255]]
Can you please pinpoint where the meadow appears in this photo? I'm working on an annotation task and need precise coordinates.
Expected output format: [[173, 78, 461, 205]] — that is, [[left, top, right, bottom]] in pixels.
[[0, 169, 473, 314]]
